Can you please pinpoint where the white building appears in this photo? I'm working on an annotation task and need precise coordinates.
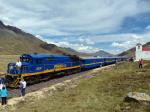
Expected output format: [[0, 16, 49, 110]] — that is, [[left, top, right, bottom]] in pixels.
[[135, 43, 150, 61]]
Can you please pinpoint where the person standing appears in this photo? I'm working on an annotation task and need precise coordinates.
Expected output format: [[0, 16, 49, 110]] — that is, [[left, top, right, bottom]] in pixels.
[[0, 86, 8, 105], [0, 78, 3, 90], [16, 59, 22, 74], [0, 78, 6, 90], [19, 79, 27, 97], [138, 59, 144, 68], [129, 57, 134, 62]]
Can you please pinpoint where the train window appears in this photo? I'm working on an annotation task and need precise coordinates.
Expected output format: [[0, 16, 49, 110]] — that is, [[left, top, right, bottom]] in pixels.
[[45, 57, 54, 64], [81, 60, 85, 63], [22, 66, 28, 71], [36, 59, 42, 64], [9, 65, 14, 70], [93, 60, 96, 63]]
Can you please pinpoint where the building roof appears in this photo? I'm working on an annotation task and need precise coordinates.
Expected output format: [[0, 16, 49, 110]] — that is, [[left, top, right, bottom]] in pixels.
[[137, 43, 142, 46], [142, 48, 150, 51]]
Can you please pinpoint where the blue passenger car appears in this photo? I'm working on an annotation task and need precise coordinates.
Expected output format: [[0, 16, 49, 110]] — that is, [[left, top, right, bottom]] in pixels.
[[103, 57, 117, 65], [81, 57, 104, 70]]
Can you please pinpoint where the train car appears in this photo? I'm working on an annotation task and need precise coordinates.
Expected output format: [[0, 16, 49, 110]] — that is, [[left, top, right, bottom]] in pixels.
[[104, 56, 128, 65], [6, 54, 81, 87], [81, 57, 104, 70], [103, 57, 117, 65]]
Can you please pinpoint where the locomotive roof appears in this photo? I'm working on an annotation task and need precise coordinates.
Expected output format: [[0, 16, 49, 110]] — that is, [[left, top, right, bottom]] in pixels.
[[21, 54, 69, 58], [81, 56, 125, 59]]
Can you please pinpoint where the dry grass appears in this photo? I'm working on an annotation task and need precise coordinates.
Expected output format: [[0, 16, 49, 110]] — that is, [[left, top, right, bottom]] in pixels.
[[0, 55, 19, 72], [4, 61, 150, 112]]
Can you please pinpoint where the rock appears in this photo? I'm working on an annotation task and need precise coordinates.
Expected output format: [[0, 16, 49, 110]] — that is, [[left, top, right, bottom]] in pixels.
[[125, 106, 131, 110], [124, 92, 150, 103]]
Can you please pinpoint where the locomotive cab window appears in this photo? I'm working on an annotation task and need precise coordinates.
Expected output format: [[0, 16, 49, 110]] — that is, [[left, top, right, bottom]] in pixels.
[[21, 57, 32, 63], [9, 65, 14, 70], [36, 58, 42, 64]]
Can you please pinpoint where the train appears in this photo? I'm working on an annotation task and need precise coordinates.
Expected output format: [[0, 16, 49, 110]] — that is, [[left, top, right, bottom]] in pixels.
[[5, 54, 127, 87]]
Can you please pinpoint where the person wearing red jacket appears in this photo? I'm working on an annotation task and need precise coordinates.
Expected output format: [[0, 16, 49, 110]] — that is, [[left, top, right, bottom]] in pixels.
[[138, 59, 144, 68]]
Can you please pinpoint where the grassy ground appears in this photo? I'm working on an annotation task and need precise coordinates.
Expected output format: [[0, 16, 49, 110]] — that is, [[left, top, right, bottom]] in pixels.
[[6, 61, 150, 112], [0, 55, 19, 72]]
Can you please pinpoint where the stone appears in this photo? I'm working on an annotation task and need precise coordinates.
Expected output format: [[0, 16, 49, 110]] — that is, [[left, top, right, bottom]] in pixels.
[[124, 92, 150, 103]]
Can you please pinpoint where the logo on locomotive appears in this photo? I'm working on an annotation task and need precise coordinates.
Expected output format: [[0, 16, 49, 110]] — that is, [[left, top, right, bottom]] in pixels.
[[36, 67, 42, 70], [54, 64, 66, 68]]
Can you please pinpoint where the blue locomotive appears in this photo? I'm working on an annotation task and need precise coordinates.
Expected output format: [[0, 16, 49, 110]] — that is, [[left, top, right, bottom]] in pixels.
[[6, 54, 126, 87]]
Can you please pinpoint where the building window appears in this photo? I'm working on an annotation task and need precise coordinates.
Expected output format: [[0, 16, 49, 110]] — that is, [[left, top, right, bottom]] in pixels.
[[138, 46, 140, 49]]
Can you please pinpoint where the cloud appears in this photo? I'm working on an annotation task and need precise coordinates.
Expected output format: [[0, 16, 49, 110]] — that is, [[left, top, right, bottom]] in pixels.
[[36, 35, 99, 53], [112, 41, 132, 49], [35, 29, 150, 54], [50, 40, 99, 53], [0, 0, 150, 53], [146, 25, 150, 30], [0, 0, 150, 36], [78, 36, 95, 45], [111, 34, 145, 49]]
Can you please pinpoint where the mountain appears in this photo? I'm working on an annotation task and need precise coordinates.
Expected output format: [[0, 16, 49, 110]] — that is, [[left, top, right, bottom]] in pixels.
[[0, 20, 78, 55], [91, 50, 114, 57], [118, 42, 150, 57], [62, 47, 92, 57], [61, 48, 114, 57], [118, 48, 135, 57]]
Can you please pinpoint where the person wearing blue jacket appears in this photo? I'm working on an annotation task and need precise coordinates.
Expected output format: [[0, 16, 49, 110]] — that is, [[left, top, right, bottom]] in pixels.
[[0, 86, 8, 105]]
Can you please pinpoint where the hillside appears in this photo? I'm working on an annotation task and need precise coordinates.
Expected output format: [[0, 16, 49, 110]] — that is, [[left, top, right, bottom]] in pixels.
[[119, 42, 150, 57], [0, 21, 79, 55]]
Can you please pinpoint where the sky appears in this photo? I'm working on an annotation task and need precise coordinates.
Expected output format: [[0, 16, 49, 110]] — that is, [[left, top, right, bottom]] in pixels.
[[0, 0, 150, 54]]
